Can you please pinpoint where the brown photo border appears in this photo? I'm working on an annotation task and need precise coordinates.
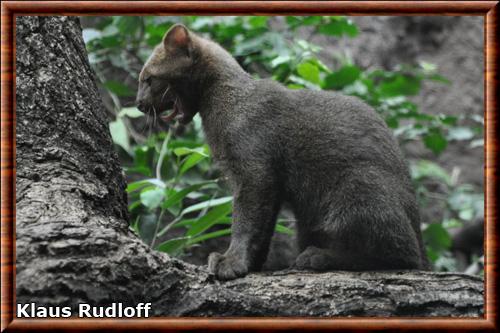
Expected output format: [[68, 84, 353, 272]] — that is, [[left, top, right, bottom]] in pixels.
[[1, 1, 498, 331]]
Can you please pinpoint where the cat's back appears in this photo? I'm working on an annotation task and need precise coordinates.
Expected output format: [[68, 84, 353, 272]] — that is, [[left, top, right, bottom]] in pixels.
[[250, 79, 383, 127], [247, 80, 408, 176]]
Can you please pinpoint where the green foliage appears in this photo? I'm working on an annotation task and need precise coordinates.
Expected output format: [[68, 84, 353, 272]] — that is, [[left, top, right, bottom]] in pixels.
[[124, 130, 293, 253], [85, 16, 483, 272], [411, 160, 484, 271]]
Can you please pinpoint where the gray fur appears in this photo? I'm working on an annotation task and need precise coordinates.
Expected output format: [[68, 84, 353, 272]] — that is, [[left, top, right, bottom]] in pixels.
[[137, 24, 430, 280]]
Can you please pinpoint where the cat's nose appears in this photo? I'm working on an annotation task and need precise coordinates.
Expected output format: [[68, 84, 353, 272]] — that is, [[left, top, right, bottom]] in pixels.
[[136, 99, 146, 112]]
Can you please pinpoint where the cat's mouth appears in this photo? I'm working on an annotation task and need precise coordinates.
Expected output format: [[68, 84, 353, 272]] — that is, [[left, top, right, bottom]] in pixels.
[[160, 88, 193, 125], [161, 98, 193, 125], [161, 100, 181, 122]]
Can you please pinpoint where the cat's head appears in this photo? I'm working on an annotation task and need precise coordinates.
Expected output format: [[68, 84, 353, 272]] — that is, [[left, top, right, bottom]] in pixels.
[[136, 24, 197, 124]]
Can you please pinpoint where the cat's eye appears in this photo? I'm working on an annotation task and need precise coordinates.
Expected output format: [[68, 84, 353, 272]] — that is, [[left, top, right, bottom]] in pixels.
[[141, 75, 153, 85]]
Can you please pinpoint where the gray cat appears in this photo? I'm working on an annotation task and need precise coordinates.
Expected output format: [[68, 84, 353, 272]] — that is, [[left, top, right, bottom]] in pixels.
[[136, 24, 430, 280]]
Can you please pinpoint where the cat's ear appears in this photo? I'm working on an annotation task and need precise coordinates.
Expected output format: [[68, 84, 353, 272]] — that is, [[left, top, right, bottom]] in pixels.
[[163, 24, 192, 56]]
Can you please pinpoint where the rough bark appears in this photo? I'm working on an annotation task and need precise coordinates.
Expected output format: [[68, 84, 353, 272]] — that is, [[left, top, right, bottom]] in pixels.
[[15, 16, 484, 317]]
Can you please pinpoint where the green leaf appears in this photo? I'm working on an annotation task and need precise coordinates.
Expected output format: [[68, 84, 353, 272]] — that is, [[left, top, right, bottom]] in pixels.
[[161, 181, 214, 210], [173, 218, 197, 228], [134, 145, 150, 169], [271, 55, 291, 68], [385, 117, 399, 129], [447, 127, 475, 141], [233, 34, 270, 56], [285, 16, 302, 29], [127, 179, 165, 193], [169, 139, 206, 150], [470, 114, 484, 124], [297, 62, 321, 85], [302, 16, 323, 26], [126, 178, 165, 193], [179, 153, 207, 176], [285, 16, 322, 30], [287, 84, 305, 90], [343, 25, 358, 37], [174, 216, 232, 229], [288, 75, 321, 90], [126, 166, 151, 177], [140, 187, 165, 210], [187, 202, 233, 237], [118, 107, 144, 118], [442, 219, 463, 229], [97, 36, 122, 49], [317, 18, 358, 37], [275, 224, 295, 235], [308, 58, 332, 73], [378, 75, 421, 98], [439, 115, 458, 126], [104, 80, 135, 97], [248, 16, 269, 28], [127, 180, 149, 193], [96, 17, 114, 30], [115, 16, 142, 35], [410, 160, 451, 186], [423, 223, 452, 252], [156, 237, 189, 254], [419, 61, 437, 72], [323, 65, 361, 89], [131, 216, 140, 236], [459, 208, 474, 221], [342, 80, 369, 96], [428, 74, 451, 85], [82, 28, 101, 43], [318, 22, 344, 36], [181, 196, 233, 216], [426, 247, 440, 263], [146, 178, 166, 188], [423, 129, 448, 154], [173, 146, 209, 157], [187, 228, 232, 245], [109, 118, 130, 153], [128, 200, 142, 212], [296, 39, 321, 52]]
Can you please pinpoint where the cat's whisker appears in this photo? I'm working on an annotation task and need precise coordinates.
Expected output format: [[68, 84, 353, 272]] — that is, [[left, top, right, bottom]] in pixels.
[[161, 85, 171, 102], [153, 106, 157, 128], [151, 105, 157, 133], [140, 113, 150, 134]]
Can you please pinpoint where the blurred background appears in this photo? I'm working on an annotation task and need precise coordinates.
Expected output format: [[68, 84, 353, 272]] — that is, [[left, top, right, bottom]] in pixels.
[[80, 16, 484, 275]]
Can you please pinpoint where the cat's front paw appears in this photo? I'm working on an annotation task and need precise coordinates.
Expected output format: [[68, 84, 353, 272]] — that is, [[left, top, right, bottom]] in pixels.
[[208, 252, 249, 280]]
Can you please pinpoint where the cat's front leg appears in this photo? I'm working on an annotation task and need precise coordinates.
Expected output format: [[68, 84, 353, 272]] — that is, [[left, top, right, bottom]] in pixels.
[[208, 177, 281, 280]]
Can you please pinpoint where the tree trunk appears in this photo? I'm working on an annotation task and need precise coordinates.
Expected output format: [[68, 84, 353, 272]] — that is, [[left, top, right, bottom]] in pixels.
[[15, 16, 484, 317]]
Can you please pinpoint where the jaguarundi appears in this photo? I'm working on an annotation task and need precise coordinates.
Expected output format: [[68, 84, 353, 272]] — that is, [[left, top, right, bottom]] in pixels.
[[136, 24, 430, 280]]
